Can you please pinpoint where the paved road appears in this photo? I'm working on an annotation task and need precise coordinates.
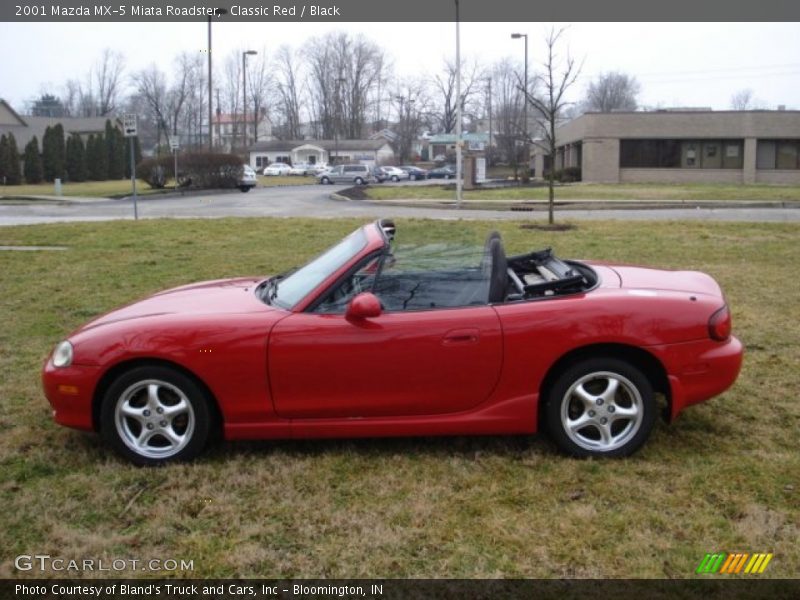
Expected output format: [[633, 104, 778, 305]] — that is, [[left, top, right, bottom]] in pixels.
[[2, 184, 799, 226]]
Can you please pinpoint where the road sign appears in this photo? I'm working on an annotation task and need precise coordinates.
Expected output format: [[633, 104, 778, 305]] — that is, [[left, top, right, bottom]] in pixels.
[[123, 114, 138, 137], [169, 136, 180, 151]]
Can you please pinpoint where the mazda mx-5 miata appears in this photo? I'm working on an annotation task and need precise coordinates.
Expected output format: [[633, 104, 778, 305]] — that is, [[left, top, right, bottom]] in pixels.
[[43, 220, 742, 465]]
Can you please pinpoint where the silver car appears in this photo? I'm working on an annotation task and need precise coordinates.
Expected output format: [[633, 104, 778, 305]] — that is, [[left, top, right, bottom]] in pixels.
[[317, 164, 374, 185]]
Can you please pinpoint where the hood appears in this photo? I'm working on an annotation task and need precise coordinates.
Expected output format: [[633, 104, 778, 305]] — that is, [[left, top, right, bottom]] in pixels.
[[78, 277, 273, 331], [610, 265, 723, 298]]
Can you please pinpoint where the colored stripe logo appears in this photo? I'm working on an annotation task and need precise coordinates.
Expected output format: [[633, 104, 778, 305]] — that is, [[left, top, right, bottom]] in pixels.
[[696, 552, 773, 574]]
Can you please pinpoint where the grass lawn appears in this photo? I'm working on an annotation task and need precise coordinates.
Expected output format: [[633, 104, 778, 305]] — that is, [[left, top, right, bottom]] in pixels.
[[365, 182, 800, 202], [0, 217, 798, 578], [0, 180, 161, 199], [0, 176, 316, 199]]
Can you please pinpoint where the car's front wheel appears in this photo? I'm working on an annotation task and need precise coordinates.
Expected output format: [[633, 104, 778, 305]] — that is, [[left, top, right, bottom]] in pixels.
[[355, 177, 365, 185], [239, 185, 251, 193], [100, 366, 213, 466], [545, 358, 656, 458], [320, 176, 330, 185]]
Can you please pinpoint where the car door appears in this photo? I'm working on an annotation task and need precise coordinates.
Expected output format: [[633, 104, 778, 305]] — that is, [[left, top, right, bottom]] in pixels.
[[268, 256, 503, 419]]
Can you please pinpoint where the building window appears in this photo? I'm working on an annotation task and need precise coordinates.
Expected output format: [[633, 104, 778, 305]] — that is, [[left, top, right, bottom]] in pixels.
[[620, 139, 743, 169], [757, 140, 800, 170]]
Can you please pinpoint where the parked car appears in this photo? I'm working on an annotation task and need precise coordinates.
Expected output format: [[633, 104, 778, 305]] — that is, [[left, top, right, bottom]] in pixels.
[[317, 164, 374, 185], [400, 166, 428, 181], [427, 165, 457, 179], [43, 219, 742, 465], [262, 162, 291, 176], [288, 163, 313, 176], [238, 165, 257, 192], [371, 166, 389, 183], [308, 163, 329, 175], [381, 166, 410, 182]]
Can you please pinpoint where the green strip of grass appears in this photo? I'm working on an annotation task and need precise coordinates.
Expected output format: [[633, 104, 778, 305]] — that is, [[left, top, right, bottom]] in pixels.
[[366, 182, 800, 202], [0, 217, 798, 578], [0, 175, 316, 199]]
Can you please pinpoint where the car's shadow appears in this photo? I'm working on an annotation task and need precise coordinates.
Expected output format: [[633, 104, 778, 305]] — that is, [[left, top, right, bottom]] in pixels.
[[205, 433, 554, 463]]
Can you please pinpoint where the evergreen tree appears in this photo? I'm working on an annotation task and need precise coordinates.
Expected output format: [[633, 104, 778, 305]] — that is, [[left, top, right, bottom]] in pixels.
[[124, 135, 143, 179], [0, 134, 8, 183], [65, 133, 87, 182], [87, 134, 108, 180], [53, 124, 66, 180], [42, 126, 57, 181], [105, 120, 125, 179], [23, 136, 44, 184], [5, 133, 22, 184]]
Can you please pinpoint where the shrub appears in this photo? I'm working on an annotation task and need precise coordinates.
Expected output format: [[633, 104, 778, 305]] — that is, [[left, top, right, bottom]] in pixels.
[[65, 134, 87, 182], [2, 133, 22, 185], [136, 157, 168, 189], [554, 166, 582, 183], [136, 153, 243, 190]]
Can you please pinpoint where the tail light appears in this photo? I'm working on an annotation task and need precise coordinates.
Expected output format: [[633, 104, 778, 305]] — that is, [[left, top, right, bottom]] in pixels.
[[708, 305, 732, 341]]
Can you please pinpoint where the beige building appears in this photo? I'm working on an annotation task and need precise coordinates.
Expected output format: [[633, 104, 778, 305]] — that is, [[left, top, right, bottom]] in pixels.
[[533, 110, 800, 185]]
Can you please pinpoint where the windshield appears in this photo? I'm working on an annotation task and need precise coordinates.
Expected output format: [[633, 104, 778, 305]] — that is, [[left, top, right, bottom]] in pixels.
[[268, 228, 369, 309]]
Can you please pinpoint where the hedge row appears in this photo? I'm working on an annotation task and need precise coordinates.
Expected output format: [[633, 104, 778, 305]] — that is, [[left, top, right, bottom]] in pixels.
[[137, 153, 244, 190]]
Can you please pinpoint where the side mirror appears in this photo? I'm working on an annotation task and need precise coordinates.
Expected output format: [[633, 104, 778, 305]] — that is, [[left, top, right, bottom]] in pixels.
[[346, 292, 382, 320]]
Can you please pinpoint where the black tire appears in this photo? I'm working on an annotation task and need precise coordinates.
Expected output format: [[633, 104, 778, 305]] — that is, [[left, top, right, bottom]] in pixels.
[[545, 358, 656, 458], [445, 174, 451, 179], [321, 176, 331, 185], [355, 177, 365, 185], [392, 175, 399, 182], [100, 365, 213, 466], [239, 186, 251, 193]]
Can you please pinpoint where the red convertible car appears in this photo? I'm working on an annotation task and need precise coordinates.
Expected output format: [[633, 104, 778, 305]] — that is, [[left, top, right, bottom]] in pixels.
[[43, 220, 742, 465]]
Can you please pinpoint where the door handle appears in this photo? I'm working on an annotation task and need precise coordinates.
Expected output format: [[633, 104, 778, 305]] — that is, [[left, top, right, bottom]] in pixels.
[[442, 328, 480, 346]]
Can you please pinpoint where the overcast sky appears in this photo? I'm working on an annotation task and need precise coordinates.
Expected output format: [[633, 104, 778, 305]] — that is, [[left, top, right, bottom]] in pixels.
[[1, 21, 798, 113]]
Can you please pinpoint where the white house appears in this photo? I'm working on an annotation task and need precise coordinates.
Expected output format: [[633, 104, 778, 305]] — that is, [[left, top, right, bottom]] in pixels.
[[248, 139, 395, 170]]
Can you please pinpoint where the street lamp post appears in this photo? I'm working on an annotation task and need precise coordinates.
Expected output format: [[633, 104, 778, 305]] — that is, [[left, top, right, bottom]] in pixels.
[[242, 50, 257, 150], [207, 8, 227, 152], [511, 32, 528, 179]]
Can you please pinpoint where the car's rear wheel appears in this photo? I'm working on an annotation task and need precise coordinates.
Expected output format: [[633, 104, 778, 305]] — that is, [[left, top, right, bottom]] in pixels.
[[392, 175, 399, 182], [545, 358, 656, 458], [321, 176, 330, 185], [355, 177, 365, 185], [101, 366, 212, 466]]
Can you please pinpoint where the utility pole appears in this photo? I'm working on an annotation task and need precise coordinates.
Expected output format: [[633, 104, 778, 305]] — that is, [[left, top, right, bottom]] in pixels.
[[512, 32, 529, 179], [207, 9, 227, 152], [455, 0, 462, 208]]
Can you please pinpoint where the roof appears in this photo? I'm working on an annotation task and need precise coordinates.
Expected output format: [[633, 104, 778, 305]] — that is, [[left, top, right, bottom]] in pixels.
[[0, 110, 114, 149], [249, 139, 392, 152], [0, 99, 27, 127], [213, 112, 268, 125], [428, 132, 490, 144]]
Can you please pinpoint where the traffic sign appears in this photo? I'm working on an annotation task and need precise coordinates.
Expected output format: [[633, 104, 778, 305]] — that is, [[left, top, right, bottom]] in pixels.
[[123, 114, 138, 137], [169, 136, 180, 151]]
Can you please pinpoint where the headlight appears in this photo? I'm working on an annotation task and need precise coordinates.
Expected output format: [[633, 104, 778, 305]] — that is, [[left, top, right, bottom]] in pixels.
[[52, 341, 73, 368]]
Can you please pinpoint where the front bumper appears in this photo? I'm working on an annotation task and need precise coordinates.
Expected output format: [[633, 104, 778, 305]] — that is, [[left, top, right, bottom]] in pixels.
[[42, 360, 101, 431], [652, 336, 744, 420]]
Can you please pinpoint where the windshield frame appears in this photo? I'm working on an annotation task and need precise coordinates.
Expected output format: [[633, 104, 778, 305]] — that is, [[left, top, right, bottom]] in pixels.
[[262, 222, 387, 311]]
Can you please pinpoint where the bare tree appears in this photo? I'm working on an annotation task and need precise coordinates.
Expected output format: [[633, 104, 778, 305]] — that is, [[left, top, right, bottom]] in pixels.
[[523, 27, 583, 225], [390, 79, 430, 163], [583, 71, 639, 113], [246, 49, 274, 144], [222, 51, 243, 150], [273, 45, 303, 139], [430, 58, 483, 133], [730, 88, 764, 110], [490, 58, 525, 174], [178, 53, 207, 149], [131, 64, 169, 150], [95, 49, 126, 115]]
